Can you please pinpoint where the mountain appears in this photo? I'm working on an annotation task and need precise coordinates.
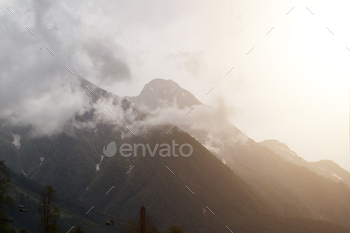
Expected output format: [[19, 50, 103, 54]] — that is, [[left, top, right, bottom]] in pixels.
[[260, 140, 350, 187], [1, 78, 272, 232], [125, 78, 350, 230], [1, 78, 350, 232], [126, 79, 201, 110], [311, 160, 350, 185]]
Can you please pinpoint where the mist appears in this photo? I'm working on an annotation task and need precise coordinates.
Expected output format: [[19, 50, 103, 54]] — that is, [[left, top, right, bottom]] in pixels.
[[0, 0, 131, 136], [125, 96, 249, 150]]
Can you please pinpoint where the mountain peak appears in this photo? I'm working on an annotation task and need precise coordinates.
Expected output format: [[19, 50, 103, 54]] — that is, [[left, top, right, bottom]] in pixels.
[[126, 79, 201, 111], [146, 78, 177, 86], [259, 139, 302, 162], [142, 78, 180, 94], [260, 139, 291, 151]]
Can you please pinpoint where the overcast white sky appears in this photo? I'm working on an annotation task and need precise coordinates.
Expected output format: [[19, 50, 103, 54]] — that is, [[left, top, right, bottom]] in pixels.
[[1, 0, 349, 170]]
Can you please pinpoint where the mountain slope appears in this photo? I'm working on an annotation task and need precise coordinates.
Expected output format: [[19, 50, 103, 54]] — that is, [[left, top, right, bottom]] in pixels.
[[5, 123, 350, 233], [260, 140, 350, 187], [83, 126, 275, 232], [311, 160, 350, 185], [125, 79, 350, 230]]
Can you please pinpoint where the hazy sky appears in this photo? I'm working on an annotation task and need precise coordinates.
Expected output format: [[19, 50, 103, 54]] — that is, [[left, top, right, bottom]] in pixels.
[[1, 0, 349, 170]]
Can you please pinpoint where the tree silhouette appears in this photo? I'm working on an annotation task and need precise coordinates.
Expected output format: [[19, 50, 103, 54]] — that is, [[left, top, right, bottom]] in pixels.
[[37, 185, 60, 233]]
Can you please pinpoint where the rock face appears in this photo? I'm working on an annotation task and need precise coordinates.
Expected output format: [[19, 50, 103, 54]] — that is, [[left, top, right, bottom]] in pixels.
[[126, 79, 201, 111]]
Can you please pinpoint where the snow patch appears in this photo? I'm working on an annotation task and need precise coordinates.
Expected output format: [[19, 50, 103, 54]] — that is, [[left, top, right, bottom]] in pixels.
[[222, 158, 227, 165], [333, 173, 343, 180], [39, 157, 45, 166], [281, 147, 293, 155], [191, 135, 200, 142], [204, 143, 220, 156], [11, 133, 21, 149], [281, 147, 298, 156], [149, 87, 154, 91], [96, 155, 104, 171], [21, 169, 27, 177], [281, 147, 303, 161]]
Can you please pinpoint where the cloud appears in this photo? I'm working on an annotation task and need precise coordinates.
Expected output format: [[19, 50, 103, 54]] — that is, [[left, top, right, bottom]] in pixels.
[[0, 0, 132, 136], [128, 95, 248, 145], [169, 51, 207, 78], [82, 37, 131, 85]]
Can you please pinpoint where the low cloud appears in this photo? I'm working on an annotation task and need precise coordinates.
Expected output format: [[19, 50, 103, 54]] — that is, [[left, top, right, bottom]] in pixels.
[[0, 0, 131, 136], [128, 96, 248, 146]]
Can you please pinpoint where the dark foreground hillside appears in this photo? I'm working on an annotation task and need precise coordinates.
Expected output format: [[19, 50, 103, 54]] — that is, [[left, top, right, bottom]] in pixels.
[[1, 122, 350, 232]]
